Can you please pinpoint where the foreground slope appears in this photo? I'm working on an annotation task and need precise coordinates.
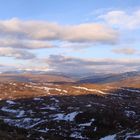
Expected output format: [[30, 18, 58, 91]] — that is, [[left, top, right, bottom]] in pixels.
[[0, 81, 139, 140]]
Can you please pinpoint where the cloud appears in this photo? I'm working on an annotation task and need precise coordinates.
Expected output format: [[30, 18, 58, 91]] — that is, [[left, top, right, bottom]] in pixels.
[[45, 55, 140, 74], [0, 64, 18, 73], [112, 47, 137, 55], [0, 47, 36, 59], [0, 18, 118, 48], [59, 23, 118, 43], [99, 10, 140, 29], [1, 55, 140, 74], [0, 38, 55, 49]]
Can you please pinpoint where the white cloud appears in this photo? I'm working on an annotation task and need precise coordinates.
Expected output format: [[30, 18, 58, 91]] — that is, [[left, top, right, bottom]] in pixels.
[[1, 55, 140, 74], [112, 47, 138, 55], [99, 10, 140, 29], [45, 55, 140, 74], [0, 18, 118, 47], [0, 38, 55, 49], [0, 47, 36, 59], [0, 64, 17, 73]]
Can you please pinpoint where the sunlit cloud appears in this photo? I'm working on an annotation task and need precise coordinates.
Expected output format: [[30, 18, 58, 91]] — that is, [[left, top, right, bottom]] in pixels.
[[0, 18, 119, 48]]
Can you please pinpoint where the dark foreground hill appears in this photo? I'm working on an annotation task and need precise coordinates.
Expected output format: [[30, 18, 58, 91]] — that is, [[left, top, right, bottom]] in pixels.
[[0, 82, 139, 139]]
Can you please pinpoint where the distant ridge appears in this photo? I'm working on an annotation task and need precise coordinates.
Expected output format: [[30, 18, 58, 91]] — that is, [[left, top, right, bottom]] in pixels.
[[78, 71, 140, 84], [0, 73, 75, 83]]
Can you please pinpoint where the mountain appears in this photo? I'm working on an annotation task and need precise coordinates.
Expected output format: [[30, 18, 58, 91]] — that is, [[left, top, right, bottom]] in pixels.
[[1, 70, 140, 85], [0, 70, 140, 139], [108, 75, 140, 88], [0, 73, 75, 83], [78, 71, 140, 84], [1, 70, 103, 79]]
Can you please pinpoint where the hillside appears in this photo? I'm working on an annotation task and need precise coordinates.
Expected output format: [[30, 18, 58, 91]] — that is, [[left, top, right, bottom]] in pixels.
[[0, 80, 139, 139]]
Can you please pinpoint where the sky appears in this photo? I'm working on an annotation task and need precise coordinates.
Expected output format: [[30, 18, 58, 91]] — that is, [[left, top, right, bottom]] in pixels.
[[0, 0, 140, 74]]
